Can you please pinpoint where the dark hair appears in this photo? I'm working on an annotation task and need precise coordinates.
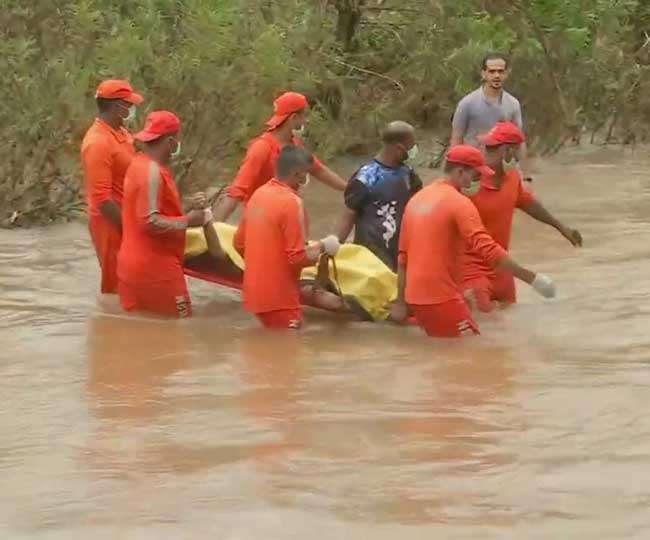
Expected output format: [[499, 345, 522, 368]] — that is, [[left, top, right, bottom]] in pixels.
[[481, 52, 509, 70], [276, 146, 314, 179]]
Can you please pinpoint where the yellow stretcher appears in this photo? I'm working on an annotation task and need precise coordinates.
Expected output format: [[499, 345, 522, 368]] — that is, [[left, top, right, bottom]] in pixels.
[[184, 223, 397, 321]]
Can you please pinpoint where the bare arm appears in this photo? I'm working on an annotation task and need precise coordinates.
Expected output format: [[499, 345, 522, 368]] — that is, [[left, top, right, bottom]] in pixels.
[[396, 261, 406, 303], [311, 165, 347, 191], [203, 220, 225, 259], [523, 200, 583, 246], [450, 99, 469, 146], [389, 260, 409, 322], [212, 194, 240, 223], [495, 255, 536, 284], [449, 126, 464, 147], [335, 207, 356, 242]]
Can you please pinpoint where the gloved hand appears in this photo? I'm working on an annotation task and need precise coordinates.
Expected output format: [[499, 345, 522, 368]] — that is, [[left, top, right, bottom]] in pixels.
[[320, 235, 341, 257], [531, 273, 556, 298]]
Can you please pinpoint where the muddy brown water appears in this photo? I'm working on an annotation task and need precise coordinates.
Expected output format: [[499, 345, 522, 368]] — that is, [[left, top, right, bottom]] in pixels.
[[2, 146, 650, 539]]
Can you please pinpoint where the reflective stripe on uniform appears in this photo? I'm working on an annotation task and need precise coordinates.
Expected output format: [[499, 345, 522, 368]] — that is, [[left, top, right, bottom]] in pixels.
[[146, 160, 187, 231], [148, 161, 161, 216]]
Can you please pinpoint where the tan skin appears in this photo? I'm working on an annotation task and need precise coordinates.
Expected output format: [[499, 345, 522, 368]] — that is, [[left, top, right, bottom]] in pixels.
[[390, 166, 542, 324], [335, 132, 416, 242], [187, 192, 225, 260], [213, 108, 347, 223], [97, 99, 139, 231], [484, 143, 582, 246], [450, 58, 532, 180]]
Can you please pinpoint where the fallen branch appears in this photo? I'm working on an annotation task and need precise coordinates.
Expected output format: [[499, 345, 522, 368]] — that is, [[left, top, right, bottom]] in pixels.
[[320, 53, 404, 91]]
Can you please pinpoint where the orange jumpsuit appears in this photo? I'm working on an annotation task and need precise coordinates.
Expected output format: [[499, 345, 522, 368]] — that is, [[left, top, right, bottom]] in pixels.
[[398, 180, 507, 338], [80, 119, 136, 293], [234, 179, 312, 329], [227, 132, 323, 203], [461, 170, 535, 311], [117, 154, 191, 318]]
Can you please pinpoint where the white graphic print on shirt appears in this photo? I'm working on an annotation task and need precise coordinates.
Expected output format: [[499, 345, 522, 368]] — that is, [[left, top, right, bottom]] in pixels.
[[377, 201, 398, 248]]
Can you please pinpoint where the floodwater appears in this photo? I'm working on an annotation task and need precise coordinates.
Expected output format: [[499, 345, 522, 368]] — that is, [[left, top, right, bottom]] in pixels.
[[2, 146, 650, 539]]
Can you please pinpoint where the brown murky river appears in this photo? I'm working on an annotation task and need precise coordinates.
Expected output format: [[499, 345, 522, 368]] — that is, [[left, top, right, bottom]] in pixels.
[[2, 146, 650, 539]]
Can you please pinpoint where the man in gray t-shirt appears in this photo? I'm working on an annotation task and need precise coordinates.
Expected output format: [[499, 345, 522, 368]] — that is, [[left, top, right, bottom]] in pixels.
[[450, 53, 532, 181]]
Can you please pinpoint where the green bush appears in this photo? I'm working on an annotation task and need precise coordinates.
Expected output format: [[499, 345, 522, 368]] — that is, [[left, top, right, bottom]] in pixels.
[[1, 0, 649, 225]]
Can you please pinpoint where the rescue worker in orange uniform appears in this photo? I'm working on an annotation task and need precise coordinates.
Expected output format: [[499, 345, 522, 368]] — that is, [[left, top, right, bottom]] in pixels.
[[391, 145, 556, 338], [461, 122, 582, 312], [234, 146, 341, 329], [81, 79, 144, 294], [214, 92, 347, 222], [117, 111, 212, 318]]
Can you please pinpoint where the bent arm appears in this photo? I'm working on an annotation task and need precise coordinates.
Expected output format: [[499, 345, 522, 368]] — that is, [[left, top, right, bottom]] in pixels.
[[213, 194, 240, 223], [396, 257, 406, 303], [335, 207, 356, 242], [83, 142, 123, 229], [522, 199, 564, 231], [284, 199, 321, 268], [311, 165, 347, 191], [336, 177, 368, 241], [233, 215, 246, 257], [450, 100, 469, 146], [217, 139, 270, 221], [203, 220, 224, 259], [138, 163, 189, 234], [495, 255, 536, 284]]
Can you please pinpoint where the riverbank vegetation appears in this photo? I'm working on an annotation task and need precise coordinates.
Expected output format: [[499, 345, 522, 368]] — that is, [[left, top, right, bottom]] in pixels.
[[2, 0, 650, 225]]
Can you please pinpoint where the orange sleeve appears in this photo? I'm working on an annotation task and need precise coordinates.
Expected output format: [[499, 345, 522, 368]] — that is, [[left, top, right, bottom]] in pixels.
[[234, 214, 246, 257], [282, 198, 310, 268], [455, 197, 507, 267], [227, 139, 270, 202], [516, 179, 536, 209], [294, 135, 323, 173], [138, 162, 188, 234], [82, 140, 114, 206]]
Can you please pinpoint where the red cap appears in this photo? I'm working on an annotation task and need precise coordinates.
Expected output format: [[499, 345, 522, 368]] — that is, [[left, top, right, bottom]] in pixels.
[[447, 145, 494, 177], [134, 111, 181, 142], [478, 121, 525, 146], [95, 79, 143, 105], [266, 92, 308, 129]]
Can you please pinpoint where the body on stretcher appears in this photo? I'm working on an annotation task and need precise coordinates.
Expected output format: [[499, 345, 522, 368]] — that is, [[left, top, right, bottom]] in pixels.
[[183, 222, 397, 321]]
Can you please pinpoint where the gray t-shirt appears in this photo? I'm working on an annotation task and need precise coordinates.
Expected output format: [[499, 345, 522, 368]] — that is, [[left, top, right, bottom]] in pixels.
[[452, 87, 523, 147]]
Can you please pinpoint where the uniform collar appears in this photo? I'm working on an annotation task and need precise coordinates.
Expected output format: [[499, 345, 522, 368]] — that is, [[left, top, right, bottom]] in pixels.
[[441, 179, 461, 192], [269, 177, 298, 193], [95, 118, 130, 143], [480, 169, 520, 191]]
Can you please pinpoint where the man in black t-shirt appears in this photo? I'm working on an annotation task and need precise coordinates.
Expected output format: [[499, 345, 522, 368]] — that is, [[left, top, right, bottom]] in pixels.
[[335, 121, 422, 271]]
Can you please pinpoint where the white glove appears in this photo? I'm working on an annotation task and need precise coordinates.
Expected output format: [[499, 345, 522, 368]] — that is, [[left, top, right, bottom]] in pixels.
[[531, 273, 556, 298], [320, 235, 341, 256]]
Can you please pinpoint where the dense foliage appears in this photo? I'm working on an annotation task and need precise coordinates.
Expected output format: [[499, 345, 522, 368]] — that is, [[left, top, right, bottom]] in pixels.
[[2, 0, 649, 225]]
